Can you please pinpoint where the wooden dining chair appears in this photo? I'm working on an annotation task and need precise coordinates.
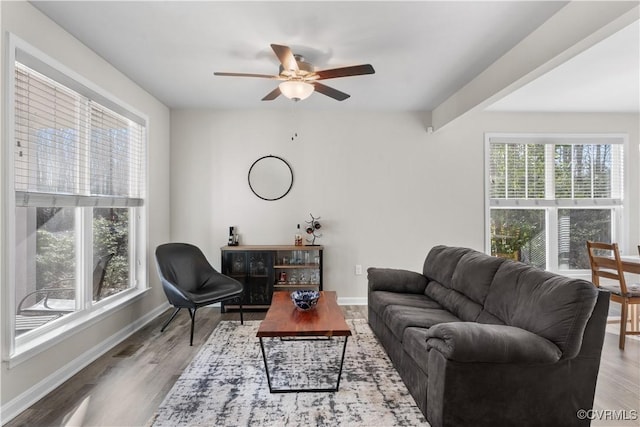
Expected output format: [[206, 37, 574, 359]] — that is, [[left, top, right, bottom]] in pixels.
[[586, 241, 640, 349]]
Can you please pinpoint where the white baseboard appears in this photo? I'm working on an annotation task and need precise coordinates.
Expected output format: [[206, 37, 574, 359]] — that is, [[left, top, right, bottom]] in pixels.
[[338, 296, 367, 305], [1, 303, 170, 425]]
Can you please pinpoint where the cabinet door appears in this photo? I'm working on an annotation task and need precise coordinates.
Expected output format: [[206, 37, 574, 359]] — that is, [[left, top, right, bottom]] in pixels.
[[222, 251, 273, 306], [223, 251, 248, 276], [245, 251, 274, 305], [221, 251, 246, 306]]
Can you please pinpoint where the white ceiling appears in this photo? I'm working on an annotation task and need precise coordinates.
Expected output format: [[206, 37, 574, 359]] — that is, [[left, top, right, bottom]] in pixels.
[[31, 1, 639, 113], [487, 19, 640, 113]]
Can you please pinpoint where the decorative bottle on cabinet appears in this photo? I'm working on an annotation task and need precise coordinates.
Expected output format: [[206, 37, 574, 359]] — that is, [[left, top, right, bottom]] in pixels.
[[228, 227, 234, 245], [228, 226, 239, 246], [295, 224, 303, 246]]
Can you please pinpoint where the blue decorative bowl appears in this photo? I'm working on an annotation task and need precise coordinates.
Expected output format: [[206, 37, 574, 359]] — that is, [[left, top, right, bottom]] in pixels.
[[290, 290, 320, 311]]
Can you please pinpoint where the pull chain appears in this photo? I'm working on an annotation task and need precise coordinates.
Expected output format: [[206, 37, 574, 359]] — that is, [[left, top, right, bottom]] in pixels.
[[290, 100, 300, 141]]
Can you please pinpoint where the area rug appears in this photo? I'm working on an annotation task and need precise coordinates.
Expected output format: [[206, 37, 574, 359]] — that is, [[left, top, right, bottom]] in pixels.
[[149, 319, 428, 426]]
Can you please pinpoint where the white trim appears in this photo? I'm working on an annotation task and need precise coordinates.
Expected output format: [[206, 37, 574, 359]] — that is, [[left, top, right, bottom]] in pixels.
[[1, 301, 170, 425], [337, 297, 367, 306], [3, 32, 19, 359], [548, 207, 558, 271], [14, 192, 144, 207], [486, 133, 627, 146], [484, 135, 491, 253], [10, 288, 151, 367], [490, 199, 623, 207]]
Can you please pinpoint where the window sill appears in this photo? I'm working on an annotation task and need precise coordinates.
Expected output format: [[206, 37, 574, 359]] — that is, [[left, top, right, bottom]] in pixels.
[[7, 287, 150, 368]]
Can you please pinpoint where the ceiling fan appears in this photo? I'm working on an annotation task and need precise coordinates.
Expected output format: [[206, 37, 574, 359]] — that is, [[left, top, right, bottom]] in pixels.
[[214, 44, 375, 102]]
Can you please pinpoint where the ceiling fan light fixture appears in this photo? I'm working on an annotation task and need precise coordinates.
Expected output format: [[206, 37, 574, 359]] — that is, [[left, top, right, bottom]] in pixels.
[[279, 80, 314, 101]]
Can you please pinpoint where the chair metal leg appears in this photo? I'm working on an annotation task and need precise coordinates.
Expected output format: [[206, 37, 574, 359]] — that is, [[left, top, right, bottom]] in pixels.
[[160, 307, 181, 332], [189, 308, 197, 346], [240, 302, 244, 325]]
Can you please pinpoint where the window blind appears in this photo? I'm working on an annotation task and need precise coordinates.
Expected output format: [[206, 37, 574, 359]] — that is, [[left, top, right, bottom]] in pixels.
[[489, 143, 545, 199], [14, 62, 145, 207], [490, 141, 623, 202]]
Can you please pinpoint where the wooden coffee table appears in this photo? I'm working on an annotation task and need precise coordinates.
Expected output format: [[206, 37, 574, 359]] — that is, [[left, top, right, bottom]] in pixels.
[[256, 291, 352, 393]]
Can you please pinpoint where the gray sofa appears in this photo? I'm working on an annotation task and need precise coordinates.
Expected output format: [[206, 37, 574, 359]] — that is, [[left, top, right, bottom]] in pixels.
[[368, 245, 609, 427]]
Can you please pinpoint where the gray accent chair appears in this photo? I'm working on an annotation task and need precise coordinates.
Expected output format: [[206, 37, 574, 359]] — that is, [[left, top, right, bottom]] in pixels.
[[155, 243, 244, 345], [368, 245, 609, 427]]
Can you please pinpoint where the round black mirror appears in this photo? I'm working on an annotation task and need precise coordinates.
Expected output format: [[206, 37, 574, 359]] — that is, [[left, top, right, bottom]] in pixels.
[[248, 155, 293, 201]]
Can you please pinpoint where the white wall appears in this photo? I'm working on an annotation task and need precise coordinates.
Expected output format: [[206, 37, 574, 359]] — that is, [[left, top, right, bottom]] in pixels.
[[170, 109, 639, 300], [0, 1, 171, 417]]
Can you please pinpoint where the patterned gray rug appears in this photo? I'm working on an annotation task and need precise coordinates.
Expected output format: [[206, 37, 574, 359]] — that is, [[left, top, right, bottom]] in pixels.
[[150, 319, 428, 426]]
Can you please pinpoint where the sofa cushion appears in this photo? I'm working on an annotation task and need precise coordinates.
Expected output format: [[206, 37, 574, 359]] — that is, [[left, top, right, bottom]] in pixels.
[[425, 322, 562, 364], [451, 251, 505, 306], [421, 246, 493, 322], [369, 290, 441, 317], [367, 267, 428, 294], [483, 261, 598, 358], [424, 281, 484, 322], [403, 327, 431, 375], [476, 310, 505, 325], [382, 304, 461, 342], [423, 245, 473, 288]]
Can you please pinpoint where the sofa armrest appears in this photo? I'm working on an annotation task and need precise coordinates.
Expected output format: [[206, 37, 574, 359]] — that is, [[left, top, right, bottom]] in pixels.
[[426, 322, 562, 364], [367, 267, 428, 294]]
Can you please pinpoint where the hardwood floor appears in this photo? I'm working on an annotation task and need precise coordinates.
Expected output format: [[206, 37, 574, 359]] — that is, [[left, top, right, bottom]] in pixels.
[[5, 306, 639, 427]]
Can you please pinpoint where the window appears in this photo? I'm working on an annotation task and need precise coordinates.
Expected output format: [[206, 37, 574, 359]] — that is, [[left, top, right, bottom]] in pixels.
[[486, 134, 624, 272], [7, 40, 147, 358]]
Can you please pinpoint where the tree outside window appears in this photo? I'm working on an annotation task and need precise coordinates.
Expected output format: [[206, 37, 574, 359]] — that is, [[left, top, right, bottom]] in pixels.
[[491, 209, 545, 267]]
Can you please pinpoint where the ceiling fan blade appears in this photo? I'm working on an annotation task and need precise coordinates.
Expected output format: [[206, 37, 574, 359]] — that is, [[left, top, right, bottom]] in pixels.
[[214, 72, 278, 79], [313, 82, 350, 101], [315, 64, 375, 80], [271, 44, 299, 72], [261, 87, 281, 101]]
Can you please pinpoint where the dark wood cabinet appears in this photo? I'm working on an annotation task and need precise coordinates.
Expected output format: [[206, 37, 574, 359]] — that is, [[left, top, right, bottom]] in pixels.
[[221, 245, 323, 310]]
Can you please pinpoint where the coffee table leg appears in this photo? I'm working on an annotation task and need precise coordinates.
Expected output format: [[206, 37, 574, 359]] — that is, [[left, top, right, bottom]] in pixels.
[[259, 336, 349, 393], [335, 336, 349, 391], [259, 337, 274, 393]]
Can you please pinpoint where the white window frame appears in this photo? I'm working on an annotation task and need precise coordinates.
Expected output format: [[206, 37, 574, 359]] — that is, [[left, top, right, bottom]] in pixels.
[[484, 132, 628, 275], [3, 34, 149, 366]]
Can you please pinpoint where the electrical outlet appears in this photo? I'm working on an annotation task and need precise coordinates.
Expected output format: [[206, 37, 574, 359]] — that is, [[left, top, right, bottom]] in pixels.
[[355, 265, 363, 275]]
